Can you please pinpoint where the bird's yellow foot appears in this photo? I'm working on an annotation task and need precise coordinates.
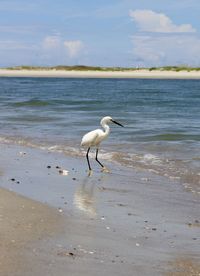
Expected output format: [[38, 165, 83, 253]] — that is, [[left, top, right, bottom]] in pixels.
[[88, 169, 93, 176], [101, 166, 110, 173]]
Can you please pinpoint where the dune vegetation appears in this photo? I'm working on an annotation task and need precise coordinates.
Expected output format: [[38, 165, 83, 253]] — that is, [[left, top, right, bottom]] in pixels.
[[4, 65, 200, 72]]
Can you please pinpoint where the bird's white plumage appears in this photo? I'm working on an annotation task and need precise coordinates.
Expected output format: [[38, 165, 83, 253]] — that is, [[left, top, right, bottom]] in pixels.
[[81, 116, 112, 148], [81, 116, 123, 174], [81, 129, 105, 147]]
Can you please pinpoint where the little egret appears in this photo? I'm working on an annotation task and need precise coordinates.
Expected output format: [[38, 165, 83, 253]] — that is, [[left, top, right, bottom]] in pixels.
[[81, 116, 124, 175]]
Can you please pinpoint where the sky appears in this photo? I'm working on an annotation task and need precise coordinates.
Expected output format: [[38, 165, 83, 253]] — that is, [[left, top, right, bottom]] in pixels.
[[0, 0, 200, 67]]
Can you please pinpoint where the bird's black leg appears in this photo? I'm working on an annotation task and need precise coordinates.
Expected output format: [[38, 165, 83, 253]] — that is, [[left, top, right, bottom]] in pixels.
[[95, 148, 104, 168], [86, 147, 92, 171]]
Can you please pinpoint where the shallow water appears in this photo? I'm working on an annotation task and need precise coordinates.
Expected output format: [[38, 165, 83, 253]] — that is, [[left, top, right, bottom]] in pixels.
[[0, 77, 199, 189]]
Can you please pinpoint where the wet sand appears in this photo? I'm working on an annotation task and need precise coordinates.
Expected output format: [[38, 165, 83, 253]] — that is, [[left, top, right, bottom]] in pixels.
[[167, 258, 200, 276], [0, 187, 63, 275], [0, 143, 199, 275], [1, 68, 200, 79]]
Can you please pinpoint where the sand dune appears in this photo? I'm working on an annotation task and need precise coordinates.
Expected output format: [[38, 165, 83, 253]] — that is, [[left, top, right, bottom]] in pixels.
[[1, 68, 200, 79]]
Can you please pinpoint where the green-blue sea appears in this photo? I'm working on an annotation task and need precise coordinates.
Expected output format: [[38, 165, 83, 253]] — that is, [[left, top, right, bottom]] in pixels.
[[0, 77, 199, 188]]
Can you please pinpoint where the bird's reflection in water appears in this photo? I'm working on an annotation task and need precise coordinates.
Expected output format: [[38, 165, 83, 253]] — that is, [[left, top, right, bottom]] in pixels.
[[73, 177, 97, 217]]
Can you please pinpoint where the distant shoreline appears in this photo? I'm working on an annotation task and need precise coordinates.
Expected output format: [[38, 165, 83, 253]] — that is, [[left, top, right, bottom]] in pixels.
[[1, 68, 200, 79]]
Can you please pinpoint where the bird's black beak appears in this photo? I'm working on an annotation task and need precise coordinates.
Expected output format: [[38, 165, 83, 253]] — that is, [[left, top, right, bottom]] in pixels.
[[111, 119, 124, 127]]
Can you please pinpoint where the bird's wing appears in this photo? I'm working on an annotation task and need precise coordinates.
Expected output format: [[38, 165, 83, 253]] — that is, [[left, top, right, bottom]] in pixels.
[[81, 129, 100, 147]]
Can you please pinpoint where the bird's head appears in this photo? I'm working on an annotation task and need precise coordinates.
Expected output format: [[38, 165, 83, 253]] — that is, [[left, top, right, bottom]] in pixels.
[[101, 116, 124, 127]]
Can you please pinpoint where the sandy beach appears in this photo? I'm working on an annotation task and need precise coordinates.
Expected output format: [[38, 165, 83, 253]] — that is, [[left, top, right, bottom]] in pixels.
[[0, 187, 64, 275], [0, 143, 199, 275], [1, 68, 200, 79]]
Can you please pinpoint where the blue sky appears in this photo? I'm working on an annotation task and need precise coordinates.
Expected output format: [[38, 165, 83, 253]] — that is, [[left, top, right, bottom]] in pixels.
[[0, 0, 200, 67]]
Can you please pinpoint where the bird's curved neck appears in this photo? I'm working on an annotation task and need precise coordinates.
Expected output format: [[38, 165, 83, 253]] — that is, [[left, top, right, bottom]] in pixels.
[[102, 123, 110, 136]]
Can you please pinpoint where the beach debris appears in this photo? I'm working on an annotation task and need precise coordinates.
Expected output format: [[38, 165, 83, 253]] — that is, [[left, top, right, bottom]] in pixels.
[[47, 165, 51, 169], [152, 228, 157, 231], [78, 247, 95, 255], [59, 169, 69, 176], [145, 226, 150, 230], [19, 151, 26, 156], [136, 243, 140, 247], [9, 178, 20, 184], [101, 216, 105, 220], [58, 207, 63, 213], [117, 203, 127, 207], [187, 221, 200, 228], [57, 250, 76, 258], [106, 226, 110, 230], [72, 177, 76, 180], [56, 165, 69, 175]]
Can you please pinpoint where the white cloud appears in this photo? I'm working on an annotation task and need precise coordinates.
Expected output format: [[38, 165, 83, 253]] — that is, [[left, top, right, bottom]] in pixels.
[[0, 32, 84, 66], [64, 40, 84, 58], [40, 36, 85, 64], [42, 36, 61, 50], [42, 37, 84, 58], [131, 34, 200, 66], [129, 10, 196, 33]]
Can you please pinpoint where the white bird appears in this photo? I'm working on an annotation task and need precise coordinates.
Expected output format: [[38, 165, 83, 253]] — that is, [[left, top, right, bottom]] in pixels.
[[81, 116, 124, 175]]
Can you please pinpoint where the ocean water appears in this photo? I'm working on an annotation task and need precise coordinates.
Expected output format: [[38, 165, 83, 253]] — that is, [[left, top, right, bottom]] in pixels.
[[0, 77, 199, 190]]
